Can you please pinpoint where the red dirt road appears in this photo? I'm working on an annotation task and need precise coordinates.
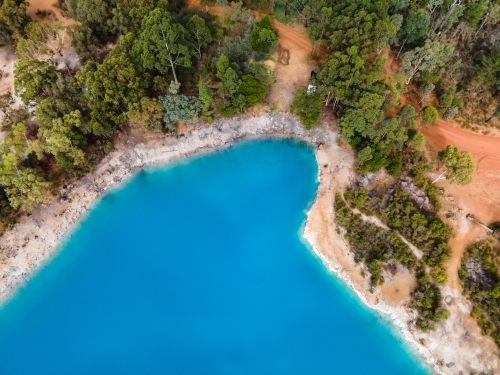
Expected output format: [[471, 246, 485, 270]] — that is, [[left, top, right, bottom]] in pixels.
[[421, 121, 500, 223], [421, 120, 500, 172]]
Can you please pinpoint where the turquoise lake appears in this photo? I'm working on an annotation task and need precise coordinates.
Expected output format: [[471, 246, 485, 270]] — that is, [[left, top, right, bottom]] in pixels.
[[0, 140, 430, 374]]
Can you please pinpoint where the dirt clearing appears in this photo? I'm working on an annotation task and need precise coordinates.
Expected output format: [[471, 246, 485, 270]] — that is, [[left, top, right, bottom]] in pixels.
[[26, 0, 75, 26], [187, 0, 324, 110]]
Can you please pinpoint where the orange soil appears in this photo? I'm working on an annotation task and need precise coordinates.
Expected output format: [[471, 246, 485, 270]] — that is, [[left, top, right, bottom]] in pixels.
[[379, 272, 416, 307], [186, 0, 325, 109], [383, 52, 500, 224], [26, 0, 75, 26]]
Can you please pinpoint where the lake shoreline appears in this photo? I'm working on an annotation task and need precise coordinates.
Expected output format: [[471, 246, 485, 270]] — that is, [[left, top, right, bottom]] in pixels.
[[0, 113, 496, 374]]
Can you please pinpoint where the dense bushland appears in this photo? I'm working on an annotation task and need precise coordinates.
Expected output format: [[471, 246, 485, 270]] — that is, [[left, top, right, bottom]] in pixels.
[[460, 240, 500, 345], [0, 0, 277, 230]]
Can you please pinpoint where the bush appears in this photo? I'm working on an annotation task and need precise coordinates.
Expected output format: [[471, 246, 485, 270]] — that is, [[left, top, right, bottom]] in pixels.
[[291, 87, 322, 129], [459, 240, 500, 347], [411, 270, 448, 331], [251, 16, 278, 53], [420, 105, 439, 125], [238, 74, 267, 106], [431, 266, 448, 284], [159, 82, 202, 130], [344, 186, 451, 267], [334, 194, 417, 286]]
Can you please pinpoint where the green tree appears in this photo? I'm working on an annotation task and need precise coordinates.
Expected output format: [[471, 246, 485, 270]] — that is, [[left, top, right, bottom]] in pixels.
[[478, 51, 500, 94], [1, 122, 27, 158], [31, 110, 87, 170], [238, 74, 267, 106], [64, 0, 110, 34], [392, 0, 410, 12], [316, 46, 365, 107], [0, 0, 29, 45], [4, 168, 49, 210], [251, 16, 278, 53], [35, 98, 75, 128], [291, 87, 322, 129], [436, 0, 464, 34], [14, 60, 60, 104], [132, 9, 192, 84], [109, 0, 169, 34], [68, 24, 99, 62], [15, 21, 59, 61], [328, 0, 395, 55], [356, 146, 373, 166], [159, 82, 202, 131], [437, 145, 475, 185], [187, 15, 213, 58], [398, 104, 417, 128], [400, 39, 454, 83], [128, 97, 164, 132], [420, 105, 439, 125], [76, 54, 146, 135], [198, 83, 214, 115], [216, 54, 241, 99], [399, 9, 430, 46], [214, 55, 246, 117], [465, 0, 488, 28]]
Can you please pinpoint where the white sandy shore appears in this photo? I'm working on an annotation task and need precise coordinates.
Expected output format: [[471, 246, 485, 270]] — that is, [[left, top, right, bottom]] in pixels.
[[0, 113, 498, 374]]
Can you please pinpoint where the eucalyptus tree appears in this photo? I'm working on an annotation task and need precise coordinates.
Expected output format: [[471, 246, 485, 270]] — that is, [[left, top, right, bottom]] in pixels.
[[400, 39, 454, 83], [30, 110, 87, 171], [76, 54, 145, 135], [0, 0, 29, 45], [435, 145, 475, 185], [132, 9, 192, 84], [14, 60, 60, 104], [186, 15, 212, 58]]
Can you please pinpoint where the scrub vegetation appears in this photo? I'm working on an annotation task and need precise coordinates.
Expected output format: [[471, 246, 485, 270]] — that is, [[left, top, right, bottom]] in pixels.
[[460, 240, 500, 346], [335, 183, 451, 330]]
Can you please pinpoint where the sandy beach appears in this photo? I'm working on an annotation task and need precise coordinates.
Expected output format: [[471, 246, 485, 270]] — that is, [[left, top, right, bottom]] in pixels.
[[0, 113, 498, 374]]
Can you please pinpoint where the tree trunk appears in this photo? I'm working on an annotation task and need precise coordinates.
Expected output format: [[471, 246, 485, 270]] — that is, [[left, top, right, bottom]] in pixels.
[[396, 38, 406, 58], [475, 10, 490, 38], [437, 0, 461, 34], [160, 27, 178, 84], [332, 97, 339, 112], [432, 170, 447, 184]]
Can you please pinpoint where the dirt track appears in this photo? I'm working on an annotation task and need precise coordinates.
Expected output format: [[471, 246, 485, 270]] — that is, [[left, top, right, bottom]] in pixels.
[[26, 0, 74, 26], [381, 53, 500, 223], [187, 0, 323, 109], [421, 120, 500, 172]]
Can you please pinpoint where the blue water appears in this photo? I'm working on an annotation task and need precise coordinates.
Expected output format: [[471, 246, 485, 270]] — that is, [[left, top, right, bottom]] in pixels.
[[0, 140, 430, 375]]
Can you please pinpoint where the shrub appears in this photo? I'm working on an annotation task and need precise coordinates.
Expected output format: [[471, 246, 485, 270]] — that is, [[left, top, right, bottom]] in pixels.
[[460, 240, 500, 347], [159, 82, 202, 130], [238, 74, 267, 106], [411, 270, 448, 331], [420, 105, 439, 125], [251, 16, 278, 53], [291, 87, 322, 129]]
